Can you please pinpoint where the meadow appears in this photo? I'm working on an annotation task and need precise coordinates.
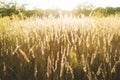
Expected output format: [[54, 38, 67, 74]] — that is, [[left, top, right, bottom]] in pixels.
[[0, 16, 120, 80]]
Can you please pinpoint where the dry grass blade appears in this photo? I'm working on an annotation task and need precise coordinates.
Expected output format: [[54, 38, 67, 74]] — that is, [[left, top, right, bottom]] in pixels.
[[18, 49, 30, 63], [12, 45, 20, 55]]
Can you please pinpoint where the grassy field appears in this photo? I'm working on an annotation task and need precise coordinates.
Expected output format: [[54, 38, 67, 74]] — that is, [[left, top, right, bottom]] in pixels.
[[0, 16, 120, 80]]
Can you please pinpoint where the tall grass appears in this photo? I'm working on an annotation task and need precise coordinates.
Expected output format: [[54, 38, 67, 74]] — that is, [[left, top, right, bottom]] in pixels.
[[0, 16, 120, 80]]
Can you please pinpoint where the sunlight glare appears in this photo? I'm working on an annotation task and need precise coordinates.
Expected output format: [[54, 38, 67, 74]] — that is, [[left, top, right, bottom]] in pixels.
[[7, 0, 120, 10]]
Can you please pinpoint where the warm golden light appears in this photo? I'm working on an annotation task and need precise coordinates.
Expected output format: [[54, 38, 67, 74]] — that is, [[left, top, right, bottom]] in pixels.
[[3, 0, 120, 10]]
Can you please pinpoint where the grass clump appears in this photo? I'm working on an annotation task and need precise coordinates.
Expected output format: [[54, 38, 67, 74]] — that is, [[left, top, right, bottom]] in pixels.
[[0, 17, 120, 80]]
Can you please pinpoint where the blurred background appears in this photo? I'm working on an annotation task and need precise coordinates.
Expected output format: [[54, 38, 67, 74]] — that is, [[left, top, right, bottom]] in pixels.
[[0, 0, 120, 18]]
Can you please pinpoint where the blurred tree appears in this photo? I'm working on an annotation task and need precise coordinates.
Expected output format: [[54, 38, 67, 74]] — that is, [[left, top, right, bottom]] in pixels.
[[24, 9, 44, 17], [0, 1, 17, 16], [106, 7, 115, 16], [115, 7, 120, 16], [91, 7, 107, 17], [91, 7, 120, 17], [72, 3, 93, 17], [0, 1, 27, 17], [1, 1, 120, 18]]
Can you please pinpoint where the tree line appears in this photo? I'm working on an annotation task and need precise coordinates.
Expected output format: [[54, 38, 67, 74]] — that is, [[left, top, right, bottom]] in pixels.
[[0, 2, 120, 18]]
